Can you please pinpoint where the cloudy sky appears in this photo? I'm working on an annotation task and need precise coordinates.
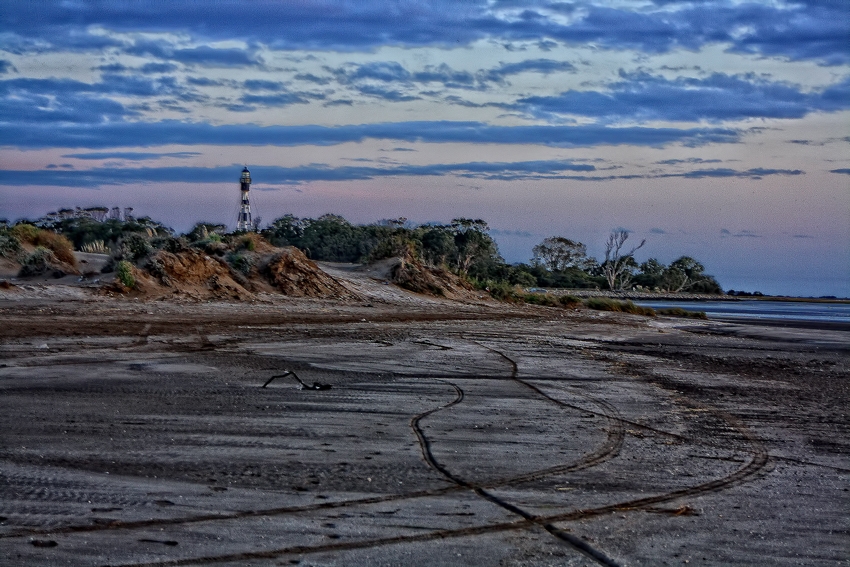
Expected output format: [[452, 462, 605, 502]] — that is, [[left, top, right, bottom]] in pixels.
[[1, 1, 848, 296]]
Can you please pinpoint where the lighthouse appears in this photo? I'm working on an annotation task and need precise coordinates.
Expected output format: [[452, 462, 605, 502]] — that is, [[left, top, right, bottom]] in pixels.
[[236, 166, 253, 231]]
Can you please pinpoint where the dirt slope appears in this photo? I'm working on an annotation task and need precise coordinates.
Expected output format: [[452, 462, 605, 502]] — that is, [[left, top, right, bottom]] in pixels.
[[129, 248, 254, 301], [263, 248, 356, 299], [3, 239, 480, 306], [116, 246, 357, 301]]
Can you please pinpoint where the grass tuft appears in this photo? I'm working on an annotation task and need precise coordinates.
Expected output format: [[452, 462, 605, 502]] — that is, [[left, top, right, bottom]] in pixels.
[[657, 307, 708, 319], [584, 297, 655, 316]]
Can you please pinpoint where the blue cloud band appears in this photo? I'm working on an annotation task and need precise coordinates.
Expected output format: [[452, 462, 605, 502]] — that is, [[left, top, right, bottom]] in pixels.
[[1, 120, 739, 150], [0, 162, 803, 188], [2, 1, 847, 64]]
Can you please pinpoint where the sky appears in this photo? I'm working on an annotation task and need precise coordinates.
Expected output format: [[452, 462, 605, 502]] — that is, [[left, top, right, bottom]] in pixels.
[[0, 1, 848, 297]]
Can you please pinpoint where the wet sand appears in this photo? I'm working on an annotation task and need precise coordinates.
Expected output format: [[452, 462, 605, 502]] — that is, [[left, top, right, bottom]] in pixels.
[[0, 291, 847, 566]]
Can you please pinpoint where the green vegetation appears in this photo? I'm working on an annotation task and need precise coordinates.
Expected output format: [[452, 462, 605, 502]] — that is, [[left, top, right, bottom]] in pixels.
[[521, 292, 563, 307], [116, 260, 136, 289], [634, 256, 722, 294], [656, 307, 708, 319], [263, 215, 502, 280], [226, 251, 254, 275], [19, 247, 59, 277], [0, 231, 23, 261], [10, 223, 40, 244], [4, 208, 725, 302], [584, 297, 656, 316], [240, 235, 256, 252], [36, 208, 172, 253], [122, 233, 153, 262], [3, 223, 76, 266]]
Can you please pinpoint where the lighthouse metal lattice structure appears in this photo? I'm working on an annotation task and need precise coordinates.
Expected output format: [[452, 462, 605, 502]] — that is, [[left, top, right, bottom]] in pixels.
[[236, 166, 253, 231]]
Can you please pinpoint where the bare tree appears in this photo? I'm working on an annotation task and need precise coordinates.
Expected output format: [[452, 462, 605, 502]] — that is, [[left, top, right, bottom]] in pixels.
[[602, 229, 645, 290]]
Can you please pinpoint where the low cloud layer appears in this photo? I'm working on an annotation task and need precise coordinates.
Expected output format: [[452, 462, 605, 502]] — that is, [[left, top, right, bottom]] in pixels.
[[0, 161, 807, 188], [3, 120, 741, 150]]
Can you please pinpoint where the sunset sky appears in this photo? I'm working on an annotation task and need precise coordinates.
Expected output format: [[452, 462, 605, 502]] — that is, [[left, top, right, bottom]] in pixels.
[[1, 1, 848, 296]]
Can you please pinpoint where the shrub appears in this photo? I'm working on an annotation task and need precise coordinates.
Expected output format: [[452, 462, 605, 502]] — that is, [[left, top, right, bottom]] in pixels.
[[485, 281, 519, 302], [507, 268, 537, 287], [226, 252, 255, 275], [155, 236, 187, 253], [0, 233, 23, 260], [116, 260, 136, 289], [19, 247, 57, 276], [10, 223, 39, 244], [8, 225, 76, 266], [522, 292, 561, 307], [122, 233, 153, 262], [366, 233, 417, 263], [145, 258, 172, 286], [584, 297, 617, 311], [236, 234, 258, 251], [559, 295, 581, 308], [203, 240, 228, 256], [33, 231, 76, 265]]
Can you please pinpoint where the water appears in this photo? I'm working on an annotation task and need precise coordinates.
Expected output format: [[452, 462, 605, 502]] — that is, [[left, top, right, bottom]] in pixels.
[[634, 300, 850, 326]]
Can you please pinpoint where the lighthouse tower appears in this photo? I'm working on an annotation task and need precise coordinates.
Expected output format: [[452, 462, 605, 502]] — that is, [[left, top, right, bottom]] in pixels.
[[236, 166, 253, 231]]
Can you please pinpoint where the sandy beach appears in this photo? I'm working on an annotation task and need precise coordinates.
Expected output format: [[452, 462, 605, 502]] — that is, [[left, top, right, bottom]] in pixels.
[[0, 274, 847, 566]]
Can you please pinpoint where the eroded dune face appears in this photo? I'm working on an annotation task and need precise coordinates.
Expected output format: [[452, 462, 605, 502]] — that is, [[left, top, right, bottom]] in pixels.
[[112, 245, 356, 301], [263, 248, 356, 299], [111, 242, 467, 303]]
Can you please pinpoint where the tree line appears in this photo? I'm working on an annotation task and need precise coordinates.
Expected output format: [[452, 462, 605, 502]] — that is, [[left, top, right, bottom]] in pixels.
[[260, 214, 721, 293], [1, 208, 722, 293]]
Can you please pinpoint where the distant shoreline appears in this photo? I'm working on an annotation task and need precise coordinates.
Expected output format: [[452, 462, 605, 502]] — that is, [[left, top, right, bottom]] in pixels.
[[546, 289, 850, 304], [707, 316, 850, 332]]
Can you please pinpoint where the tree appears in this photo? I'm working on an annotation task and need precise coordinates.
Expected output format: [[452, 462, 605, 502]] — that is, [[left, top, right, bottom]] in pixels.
[[602, 229, 645, 290], [582, 257, 603, 277], [419, 226, 456, 267], [450, 218, 499, 276], [532, 237, 588, 272], [377, 217, 409, 228], [660, 256, 700, 291], [297, 214, 363, 261], [265, 214, 304, 246], [633, 257, 665, 289]]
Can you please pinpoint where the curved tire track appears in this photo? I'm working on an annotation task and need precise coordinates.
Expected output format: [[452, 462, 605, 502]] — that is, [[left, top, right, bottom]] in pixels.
[[3, 335, 770, 567]]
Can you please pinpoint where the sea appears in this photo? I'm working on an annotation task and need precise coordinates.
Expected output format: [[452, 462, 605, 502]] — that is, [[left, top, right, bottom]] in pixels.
[[634, 300, 850, 328]]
